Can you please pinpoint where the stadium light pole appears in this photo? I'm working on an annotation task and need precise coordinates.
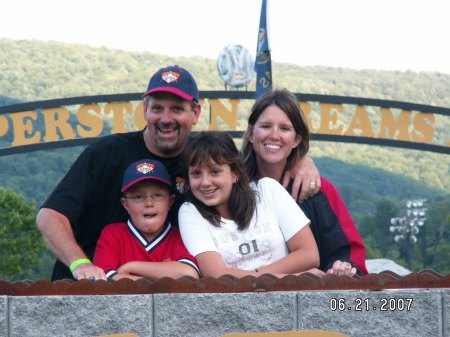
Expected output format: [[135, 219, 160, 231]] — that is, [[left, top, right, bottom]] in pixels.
[[389, 199, 427, 270]]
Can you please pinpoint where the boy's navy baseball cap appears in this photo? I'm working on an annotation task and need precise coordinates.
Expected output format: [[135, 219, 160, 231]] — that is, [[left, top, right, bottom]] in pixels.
[[143, 65, 199, 102], [121, 159, 173, 193]]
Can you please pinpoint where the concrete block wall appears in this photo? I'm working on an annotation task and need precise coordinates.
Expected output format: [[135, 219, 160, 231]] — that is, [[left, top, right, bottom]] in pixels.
[[1, 289, 448, 337]]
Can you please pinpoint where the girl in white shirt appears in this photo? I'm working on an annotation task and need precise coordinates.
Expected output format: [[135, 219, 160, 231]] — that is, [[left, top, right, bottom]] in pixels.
[[178, 131, 319, 278]]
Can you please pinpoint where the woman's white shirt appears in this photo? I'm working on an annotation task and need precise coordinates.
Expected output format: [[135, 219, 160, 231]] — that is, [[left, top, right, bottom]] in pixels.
[[178, 177, 310, 271]]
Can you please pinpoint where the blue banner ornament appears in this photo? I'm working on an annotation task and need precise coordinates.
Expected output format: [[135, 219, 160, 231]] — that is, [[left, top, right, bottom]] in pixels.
[[255, 0, 272, 99]]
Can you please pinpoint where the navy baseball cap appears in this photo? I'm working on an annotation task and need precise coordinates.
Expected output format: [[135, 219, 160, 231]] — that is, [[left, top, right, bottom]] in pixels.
[[121, 159, 173, 193], [143, 65, 199, 102]]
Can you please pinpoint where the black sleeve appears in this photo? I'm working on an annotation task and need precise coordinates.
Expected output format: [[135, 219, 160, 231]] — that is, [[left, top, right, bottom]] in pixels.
[[299, 192, 365, 276], [41, 145, 98, 227]]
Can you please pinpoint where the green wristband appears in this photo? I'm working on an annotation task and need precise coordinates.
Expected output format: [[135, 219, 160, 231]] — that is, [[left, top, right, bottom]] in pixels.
[[69, 258, 91, 273]]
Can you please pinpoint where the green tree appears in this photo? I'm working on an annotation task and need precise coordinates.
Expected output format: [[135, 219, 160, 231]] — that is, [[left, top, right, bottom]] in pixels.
[[0, 188, 45, 280], [422, 199, 450, 274], [359, 197, 450, 273], [359, 199, 399, 257]]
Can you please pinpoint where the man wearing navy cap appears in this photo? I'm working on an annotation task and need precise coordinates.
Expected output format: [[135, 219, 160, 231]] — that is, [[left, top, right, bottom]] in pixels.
[[142, 66, 200, 158], [37, 65, 202, 281], [36, 65, 319, 281]]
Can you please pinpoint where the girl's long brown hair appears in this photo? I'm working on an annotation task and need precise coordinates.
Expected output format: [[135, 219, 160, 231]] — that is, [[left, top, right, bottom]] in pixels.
[[182, 131, 257, 230]]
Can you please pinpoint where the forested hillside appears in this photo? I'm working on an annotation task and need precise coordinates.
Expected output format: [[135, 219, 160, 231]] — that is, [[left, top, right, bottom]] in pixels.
[[2, 38, 450, 106], [0, 38, 448, 279]]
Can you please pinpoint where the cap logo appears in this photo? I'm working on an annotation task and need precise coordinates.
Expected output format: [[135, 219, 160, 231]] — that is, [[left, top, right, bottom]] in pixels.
[[136, 162, 155, 174], [161, 71, 180, 84]]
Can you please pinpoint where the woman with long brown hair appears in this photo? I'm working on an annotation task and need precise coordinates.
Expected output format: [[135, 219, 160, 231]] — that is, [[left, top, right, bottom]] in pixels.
[[242, 89, 368, 276]]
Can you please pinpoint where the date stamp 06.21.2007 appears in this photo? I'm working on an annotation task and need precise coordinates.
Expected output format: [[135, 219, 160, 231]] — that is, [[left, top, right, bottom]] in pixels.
[[329, 297, 413, 312]]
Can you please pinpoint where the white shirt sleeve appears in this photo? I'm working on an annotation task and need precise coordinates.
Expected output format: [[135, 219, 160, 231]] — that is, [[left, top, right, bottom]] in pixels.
[[256, 178, 310, 241], [178, 202, 219, 257]]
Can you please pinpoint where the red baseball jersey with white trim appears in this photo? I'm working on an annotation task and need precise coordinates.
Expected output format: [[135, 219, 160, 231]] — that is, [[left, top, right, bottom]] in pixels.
[[93, 220, 199, 278]]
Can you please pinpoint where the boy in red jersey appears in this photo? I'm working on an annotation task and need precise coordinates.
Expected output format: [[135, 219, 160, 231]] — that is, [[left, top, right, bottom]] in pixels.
[[93, 159, 200, 280]]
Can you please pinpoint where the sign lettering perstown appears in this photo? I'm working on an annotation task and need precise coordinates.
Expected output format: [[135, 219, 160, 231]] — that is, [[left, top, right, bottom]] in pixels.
[[0, 91, 449, 156]]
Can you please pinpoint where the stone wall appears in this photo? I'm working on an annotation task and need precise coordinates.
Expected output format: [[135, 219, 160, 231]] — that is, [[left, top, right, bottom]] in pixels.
[[1, 272, 449, 337], [1, 288, 449, 337]]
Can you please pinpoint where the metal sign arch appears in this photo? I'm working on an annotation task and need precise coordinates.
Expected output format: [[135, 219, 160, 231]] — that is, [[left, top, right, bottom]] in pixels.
[[0, 91, 449, 156]]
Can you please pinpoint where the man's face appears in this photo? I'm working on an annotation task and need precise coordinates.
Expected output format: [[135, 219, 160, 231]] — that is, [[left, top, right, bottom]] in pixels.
[[144, 93, 201, 157]]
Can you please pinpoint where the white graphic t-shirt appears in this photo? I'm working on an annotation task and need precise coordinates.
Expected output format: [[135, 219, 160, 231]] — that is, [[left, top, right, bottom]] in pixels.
[[178, 177, 310, 270]]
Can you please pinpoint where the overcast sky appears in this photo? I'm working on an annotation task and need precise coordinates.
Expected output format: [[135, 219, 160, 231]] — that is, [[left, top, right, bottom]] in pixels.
[[1, 0, 449, 74]]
